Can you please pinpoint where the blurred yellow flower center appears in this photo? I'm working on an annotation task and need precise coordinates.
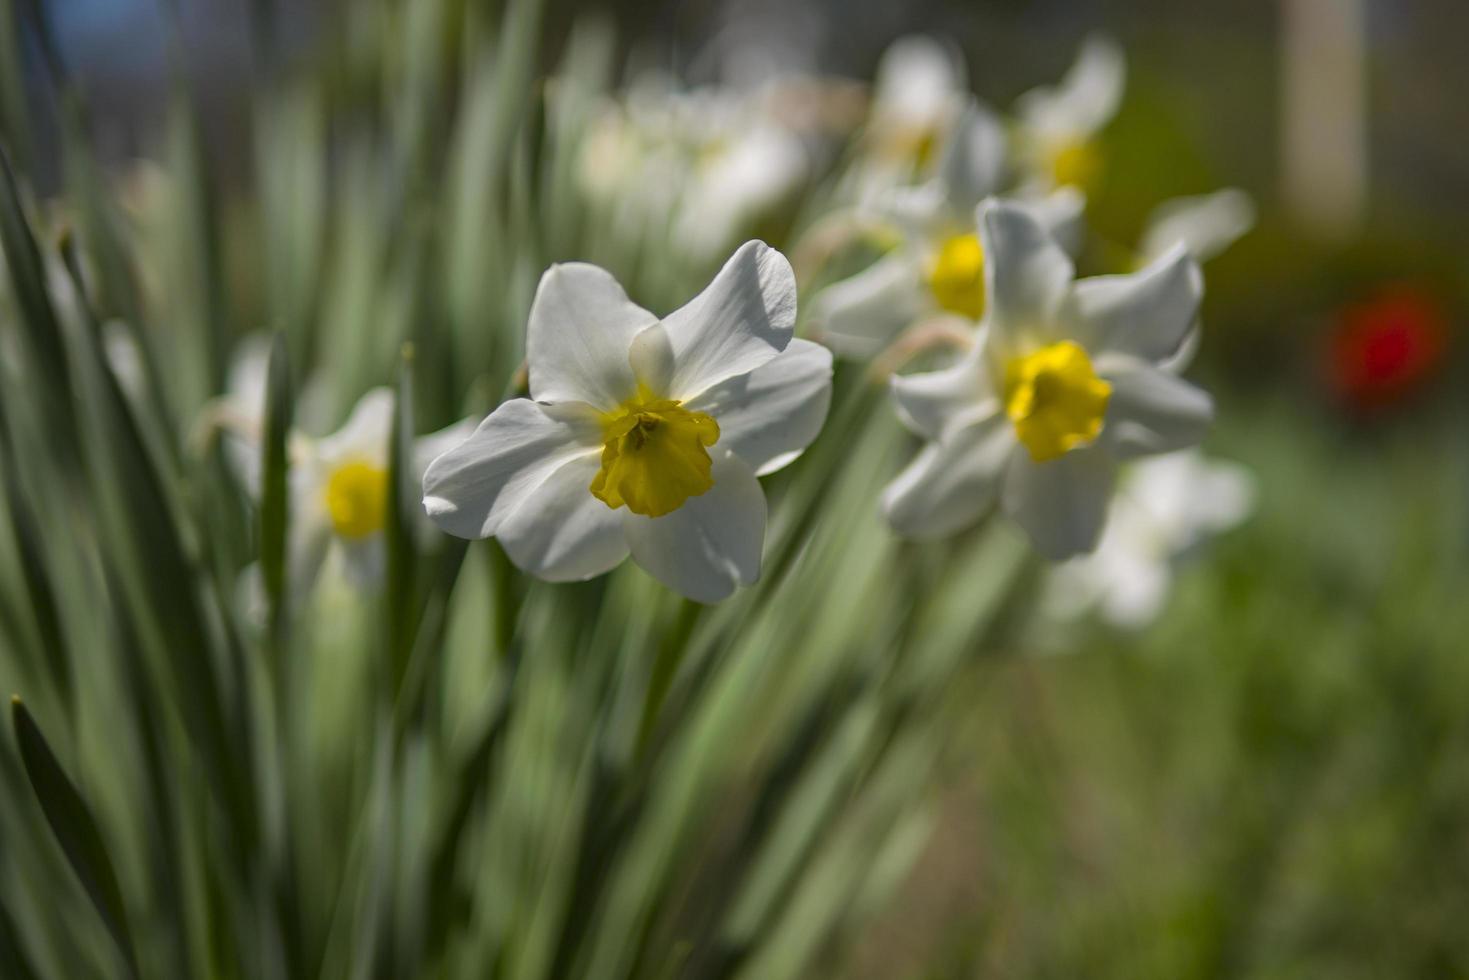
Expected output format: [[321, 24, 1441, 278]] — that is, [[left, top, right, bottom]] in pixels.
[[926, 233, 986, 319], [591, 387, 720, 518], [1003, 341, 1112, 462], [1048, 139, 1102, 189], [324, 459, 388, 539]]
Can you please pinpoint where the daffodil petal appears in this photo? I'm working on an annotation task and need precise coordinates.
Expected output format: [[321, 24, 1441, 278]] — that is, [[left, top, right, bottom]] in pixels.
[[318, 388, 394, 464], [1016, 34, 1125, 138], [1002, 446, 1115, 560], [1031, 186, 1087, 257], [813, 251, 925, 359], [1140, 188, 1255, 264], [658, 240, 797, 400], [937, 98, 1008, 212], [286, 482, 334, 596], [527, 262, 659, 410], [337, 536, 386, 591], [412, 417, 479, 484], [622, 450, 765, 603], [979, 200, 1074, 361], [1096, 357, 1213, 459], [890, 342, 995, 442], [882, 412, 1013, 539], [873, 35, 965, 129], [497, 454, 629, 581], [1067, 245, 1202, 363], [685, 339, 833, 476], [421, 398, 600, 540]]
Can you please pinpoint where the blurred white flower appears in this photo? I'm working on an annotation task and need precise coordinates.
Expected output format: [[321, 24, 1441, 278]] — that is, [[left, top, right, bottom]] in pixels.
[[218, 369, 472, 599], [1138, 188, 1256, 265], [1014, 36, 1126, 194], [882, 200, 1213, 560], [423, 241, 831, 603], [813, 104, 1084, 359], [303, 391, 473, 592], [1045, 450, 1256, 628], [862, 36, 968, 174], [282, 390, 471, 592], [579, 79, 814, 262]]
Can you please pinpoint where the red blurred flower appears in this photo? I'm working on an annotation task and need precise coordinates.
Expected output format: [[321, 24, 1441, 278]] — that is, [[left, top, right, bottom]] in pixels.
[[1327, 287, 1450, 410]]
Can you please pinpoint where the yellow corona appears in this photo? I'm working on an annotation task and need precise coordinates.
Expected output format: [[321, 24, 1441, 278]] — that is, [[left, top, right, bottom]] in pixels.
[[1003, 341, 1111, 462], [591, 386, 720, 517]]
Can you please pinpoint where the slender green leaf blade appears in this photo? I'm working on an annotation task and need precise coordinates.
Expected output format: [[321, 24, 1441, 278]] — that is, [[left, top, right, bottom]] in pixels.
[[10, 698, 139, 976]]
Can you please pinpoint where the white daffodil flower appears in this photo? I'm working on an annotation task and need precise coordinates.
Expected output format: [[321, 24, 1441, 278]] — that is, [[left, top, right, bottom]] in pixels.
[[1045, 450, 1256, 628], [882, 200, 1213, 560], [1138, 188, 1256, 265], [1013, 36, 1125, 195], [813, 104, 1084, 359], [292, 391, 473, 593], [224, 382, 472, 602], [862, 35, 968, 175], [422, 241, 833, 603], [286, 390, 472, 592]]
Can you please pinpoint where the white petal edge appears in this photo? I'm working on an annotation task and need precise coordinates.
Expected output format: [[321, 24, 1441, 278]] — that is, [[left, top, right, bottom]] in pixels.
[[317, 388, 394, 465], [979, 199, 1075, 360], [1031, 186, 1087, 257], [1096, 356, 1213, 460], [937, 98, 1008, 212], [685, 338, 833, 477], [622, 450, 766, 603], [496, 453, 630, 582], [889, 341, 995, 442], [812, 250, 926, 359], [882, 412, 1014, 539], [1002, 446, 1116, 560], [421, 398, 600, 540], [655, 240, 797, 400], [412, 417, 479, 484], [526, 262, 659, 410], [1068, 245, 1202, 363], [1140, 188, 1255, 264], [872, 35, 966, 129], [1015, 34, 1126, 138]]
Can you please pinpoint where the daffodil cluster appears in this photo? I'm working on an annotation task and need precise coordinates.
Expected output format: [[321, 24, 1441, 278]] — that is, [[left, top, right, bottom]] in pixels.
[[216, 34, 1251, 608]]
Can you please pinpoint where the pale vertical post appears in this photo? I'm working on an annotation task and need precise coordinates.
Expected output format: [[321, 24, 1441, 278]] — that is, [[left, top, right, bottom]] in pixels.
[[1281, 0, 1369, 239]]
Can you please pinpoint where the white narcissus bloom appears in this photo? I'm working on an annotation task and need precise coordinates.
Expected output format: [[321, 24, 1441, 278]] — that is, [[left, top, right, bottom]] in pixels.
[[1014, 36, 1125, 194], [422, 241, 832, 603], [286, 390, 473, 592], [221, 379, 472, 601], [814, 103, 1084, 358], [882, 200, 1213, 560], [1045, 450, 1256, 628], [1138, 188, 1256, 265], [862, 35, 968, 173]]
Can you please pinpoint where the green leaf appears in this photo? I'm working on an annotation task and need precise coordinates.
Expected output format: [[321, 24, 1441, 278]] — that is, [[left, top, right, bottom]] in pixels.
[[55, 237, 259, 857], [0, 146, 76, 438], [0, 1, 33, 174], [260, 331, 293, 643], [0, 398, 71, 704], [385, 345, 418, 695], [10, 698, 139, 977], [0, 892, 40, 980]]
